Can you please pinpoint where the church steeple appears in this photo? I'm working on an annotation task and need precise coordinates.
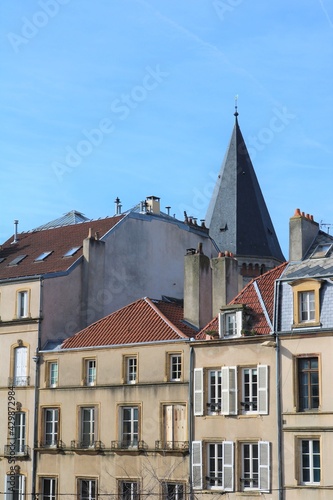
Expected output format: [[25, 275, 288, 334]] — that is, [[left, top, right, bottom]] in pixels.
[[206, 111, 285, 274]]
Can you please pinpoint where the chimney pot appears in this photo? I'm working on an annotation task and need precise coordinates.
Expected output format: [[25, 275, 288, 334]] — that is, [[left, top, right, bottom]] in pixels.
[[294, 208, 301, 217]]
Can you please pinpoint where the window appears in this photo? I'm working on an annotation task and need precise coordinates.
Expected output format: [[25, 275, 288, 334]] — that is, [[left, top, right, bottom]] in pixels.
[[17, 291, 28, 318], [125, 356, 137, 384], [291, 279, 322, 327], [162, 404, 186, 449], [34, 251, 52, 262], [300, 439, 320, 484], [13, 346, 29, 387], [218, 308, 242, 338], [13, 412, 26, 455], [85, 359, 96, 386], [169, 354, 182, 381], [63, 246, 81, 257], [242, 367, 258, 413], [162, 483, 184, 500], [48, 361, 58, 388], [9, 255, 27, 266], [81, 407, 96, 447], [5, 474, 25, 500], [310, 243, 332, 259], [78, 479, 97, 500], [41, 478, 57, 500], [297, 357, 319, 411], [44, 408, 59, 447], [192, 441, 234, 491], [208, 369, 222, 413], [121, 406, 139, 448], [118, 481, 139, 500], [241, 442, 270, 492]]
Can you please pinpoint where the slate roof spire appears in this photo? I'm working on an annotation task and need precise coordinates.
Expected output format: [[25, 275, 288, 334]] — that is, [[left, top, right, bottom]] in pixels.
[[206, 111, 285, 263]]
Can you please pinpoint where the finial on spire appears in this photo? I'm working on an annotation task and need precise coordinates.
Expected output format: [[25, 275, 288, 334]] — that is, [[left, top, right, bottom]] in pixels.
[[234, 94, 239, 118]]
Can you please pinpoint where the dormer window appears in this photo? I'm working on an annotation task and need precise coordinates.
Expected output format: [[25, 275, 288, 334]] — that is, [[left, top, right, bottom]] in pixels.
[[218, 307, 242, 338], [290, 279, 322, 328]]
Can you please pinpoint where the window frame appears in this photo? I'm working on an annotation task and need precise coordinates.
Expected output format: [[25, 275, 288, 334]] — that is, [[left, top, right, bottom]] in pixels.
[[40, 477, 57, 500], [123, 355, 137, 384], [240, 441, 270, 493], [290, 279, 322, 328], [13, 411, 26, 455], [43, 407, 59, 447], [298, 438, 321, 485], [192, 440, 234, 492], [118, 480, 139, 500], [12, 344, 29, 387], [207, 369, 222, 414], [77, 478, 97, 500], [83, 359, 96, 386], [162, 482, 185, 499], [16, 290, 29, 319], [295, 355, 320, 412], [168, 353, 182, 382], [80, 407, 96, 448], [47, 361, 58, 388], [120, 406, 139, 448], [5, 473, 25, 500], [218, 308, 242, 338], [161, 403, 187, 449]]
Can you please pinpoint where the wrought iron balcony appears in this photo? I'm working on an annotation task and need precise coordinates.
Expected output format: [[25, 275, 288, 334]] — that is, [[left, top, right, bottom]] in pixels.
[[37, 440, 64, 450], [8, 376, 30, 387], [111, 440, 147, 451], [4, 444, 30, 458], [71, 440, 104, 451], [155, 440, 189, 451]]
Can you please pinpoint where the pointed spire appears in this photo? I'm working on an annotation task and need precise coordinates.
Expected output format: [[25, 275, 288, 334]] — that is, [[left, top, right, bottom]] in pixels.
[[234, 94, 239, 119]]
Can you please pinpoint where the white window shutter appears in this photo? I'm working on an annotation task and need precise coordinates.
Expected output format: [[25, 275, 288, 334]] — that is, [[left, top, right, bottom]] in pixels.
[[193, 368, 203, 416], [221, 366, 237, 415], [222, 441, 234, 491], [192, 441, 202, 490], [236, 310, 243, 336], [218, 313, 225, 338], [259, 441, 270, 492], [258, 365, 268, 414], [18, 476, 25, 500]]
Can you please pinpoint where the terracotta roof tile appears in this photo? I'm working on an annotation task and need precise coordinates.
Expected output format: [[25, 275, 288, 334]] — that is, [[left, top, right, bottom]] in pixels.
[[0, 216, 124, 280], [61, 298, 196, 349]]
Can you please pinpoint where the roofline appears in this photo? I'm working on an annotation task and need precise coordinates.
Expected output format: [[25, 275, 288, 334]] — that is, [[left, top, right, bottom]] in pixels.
[[0, 275, 43, 285], [144, 297, 190, 339]]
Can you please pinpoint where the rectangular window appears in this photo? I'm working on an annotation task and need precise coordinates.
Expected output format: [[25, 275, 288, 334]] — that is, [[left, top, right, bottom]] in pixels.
[[126, 357, 137, 384], [85, 360, 96, 386], [13, 346, 28, 387], [17, 291, 28, 318], [44, 408, 59, 447], [169, 354, 182, 381], [300, 439, 320, 484], [299, 291, 315, 322], [14, 412, 26, 455], [162, 483, 184, 500], [48, 362, 58, 388], [41, 478, 57, 500], [298, 357, 319, 411], [121, 407, 139, 448], [5, 474, 25, 500], [207, 443, 223, 489], [242, 367, 258, 412], [241, 442, 270, 492], [118, 481, 139, 500], [218, 310, 242, 338], [162, 404, 186, 449], [192, 441, 234, 491], [78, 479, 97, 500], [81, 407, 95, 447], [208, 370, 222, 413]]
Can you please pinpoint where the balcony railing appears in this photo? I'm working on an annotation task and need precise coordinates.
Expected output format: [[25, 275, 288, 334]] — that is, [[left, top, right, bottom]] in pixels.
[[4, 444, 30, 458], [111, 440, 147, 451], [37, 440, 64, 450], [207, 402, 221, 412], [155, 440, 189, 451], [8, 376, 30, 387], [71, 440, 104, 451]]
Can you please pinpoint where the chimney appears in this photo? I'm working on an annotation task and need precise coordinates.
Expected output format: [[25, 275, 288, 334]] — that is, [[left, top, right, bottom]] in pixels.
[[11, 220, 19, 244], [184, 245, 212, 329], [211, 252, 239, 316], [289, 209, 319, 261], [114, 197, 122, 215], [145, 196, 160, 215]]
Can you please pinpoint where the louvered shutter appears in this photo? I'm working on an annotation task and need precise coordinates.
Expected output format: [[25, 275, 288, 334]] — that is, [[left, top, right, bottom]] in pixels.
[[221, 366, 237, 415], [222, 441, 234, 491], [193, 368, 203, 416], [259, 441, 270, 492], [192, 441, 202, 489], [218, 313, 225, 338], [258, 365, 268, 414]]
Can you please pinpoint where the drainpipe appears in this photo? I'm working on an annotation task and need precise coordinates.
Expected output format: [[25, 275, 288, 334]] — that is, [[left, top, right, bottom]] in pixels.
[[273, 279, 284, 500], [188, 344, 194, 499], [31, 277, 43, 500]]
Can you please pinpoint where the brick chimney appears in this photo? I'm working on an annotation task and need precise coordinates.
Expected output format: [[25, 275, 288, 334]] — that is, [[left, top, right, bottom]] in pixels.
[[289, 209, 319, 262], [211, 252, 240, 317]]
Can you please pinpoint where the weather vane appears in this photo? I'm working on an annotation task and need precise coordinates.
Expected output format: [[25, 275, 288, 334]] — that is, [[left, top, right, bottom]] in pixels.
[[234, 94, 239, 117]]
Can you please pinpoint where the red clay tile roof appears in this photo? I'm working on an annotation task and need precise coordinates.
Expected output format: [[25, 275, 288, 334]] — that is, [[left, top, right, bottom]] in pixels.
[[0, 216, 124, 280], [61, 297, 196, 348], [198, 262, 288, 338]]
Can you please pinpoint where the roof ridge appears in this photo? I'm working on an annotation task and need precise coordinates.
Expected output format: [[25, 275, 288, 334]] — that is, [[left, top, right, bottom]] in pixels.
[[144, 297, 188, 339]]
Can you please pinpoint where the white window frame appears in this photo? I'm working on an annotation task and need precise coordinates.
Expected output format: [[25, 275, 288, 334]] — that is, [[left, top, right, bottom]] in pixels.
[[170, 354, 182, 381], [192, 441, 234, 492], [48, 362, 58, 388], [208, 369, 222, 414], [162, 482, 184, 499], [14, 412, 26, 455], [300, 439, 320, 485], [241, 365, 268, 415], [80, 407, 95, 448], [44, 408, 59, 447], [121, 406, 139, 448], [13, 346, 28, 387], [126, 357, 137, 384], [119, 480, 139, 499], [5, 474, 25, 500], [299, 291, 315, 323], [78, 478, 97, 500], [85, 360, 96, 386], [41, 477, 57, 500], [241, 441, 270, 492], [218, 310, 242, 338], [193, 368, 203, 416], [17, 290, 28, 319]]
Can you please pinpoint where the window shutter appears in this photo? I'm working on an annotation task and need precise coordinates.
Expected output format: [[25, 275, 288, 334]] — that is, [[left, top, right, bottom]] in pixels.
[[258, 365, 268, 414], [222, 441, 234, 491], [193, 368, 203, 416], [218, 313, 225, 338], [221, 366, 237, 415], [259, 441, 270, 492], [192, 441, 202, 490], [236, 310, 243, 336], [18, 476, 25, 500]]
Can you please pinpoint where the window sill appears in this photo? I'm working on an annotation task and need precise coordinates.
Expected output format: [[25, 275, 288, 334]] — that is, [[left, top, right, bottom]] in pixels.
[[292, 321, 321, 329]]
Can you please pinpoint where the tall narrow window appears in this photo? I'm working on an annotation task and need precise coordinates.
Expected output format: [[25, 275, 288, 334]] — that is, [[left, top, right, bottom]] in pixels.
[[78, 479, 97, 500], [169, 354, 182, 381], [81, 407, 95, 447], [121, 407, 139, 448], [162, 483, 184, 500], [5, 474, 25, 500], [242, 443, 259, 490], [207, 443, 223, 489], [17, 291, 28, 318], [163, 404, 186, 449], [44, 408, 59, 447], [13, 346, 28, 387], [298, 357, 319, 411], [299, 291, 315, 322], [85, 360, 96, 386], [14, 412, 26, 455], [48, 362, 58, 388], [208, 370, 222, 413], [41, 478, 57, 500], [126, 357, 137, 384], [300, 439, 320, 484], [242, 367, 258, 412]]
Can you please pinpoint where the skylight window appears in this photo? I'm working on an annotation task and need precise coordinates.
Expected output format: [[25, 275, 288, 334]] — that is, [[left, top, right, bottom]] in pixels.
[[34, 251, 52, 262], [310, 244, 332, 259], [8, 255, 27, 266], [63, 246, 81, 258], [0, 257, 5, 264]]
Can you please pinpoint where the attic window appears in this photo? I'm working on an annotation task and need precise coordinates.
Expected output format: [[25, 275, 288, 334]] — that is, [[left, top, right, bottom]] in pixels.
[[8, 255, 27, 266], [63, 246, 81, 258], [310, 244, 332, 259], [34, 251, 52, 262]]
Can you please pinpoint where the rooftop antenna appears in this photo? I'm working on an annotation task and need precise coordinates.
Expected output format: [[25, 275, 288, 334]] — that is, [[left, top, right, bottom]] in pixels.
[[234, 94, 239, 118]]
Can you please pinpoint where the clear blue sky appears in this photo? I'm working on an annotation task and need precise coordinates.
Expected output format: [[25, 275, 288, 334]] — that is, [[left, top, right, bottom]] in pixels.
[[1, 0, 332, 258]]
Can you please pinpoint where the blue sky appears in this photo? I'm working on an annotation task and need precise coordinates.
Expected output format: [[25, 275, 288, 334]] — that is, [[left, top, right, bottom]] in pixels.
[[1, 0, 332, 258]]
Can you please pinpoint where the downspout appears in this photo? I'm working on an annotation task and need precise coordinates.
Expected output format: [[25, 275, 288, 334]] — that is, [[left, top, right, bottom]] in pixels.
[[273, 279, 284, 500], [188, 344, 194, 499], [31, 277, 43, 500]]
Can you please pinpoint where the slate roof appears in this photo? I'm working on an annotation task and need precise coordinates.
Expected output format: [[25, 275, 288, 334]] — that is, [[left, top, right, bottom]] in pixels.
[[0, 215, 124, 280], [283, 230, 333, 279], [197, 262, 288, 338], [61, 297, 196, 349], [205, 115, 285, 261]]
